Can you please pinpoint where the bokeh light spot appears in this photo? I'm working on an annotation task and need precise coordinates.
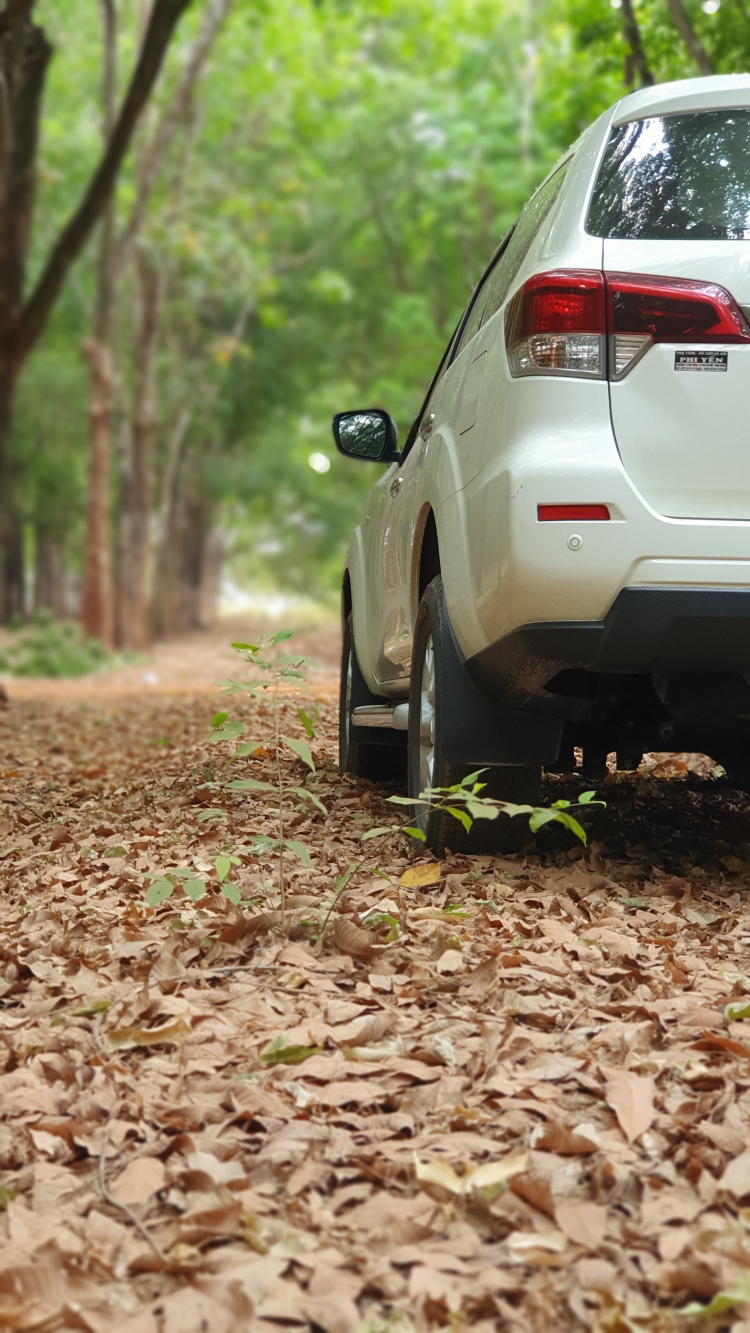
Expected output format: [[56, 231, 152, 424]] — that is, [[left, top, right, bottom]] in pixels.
[[308, 452, 331, 474]]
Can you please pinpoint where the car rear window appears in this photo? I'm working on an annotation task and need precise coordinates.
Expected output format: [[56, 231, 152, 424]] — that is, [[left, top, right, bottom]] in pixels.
[[587, 110, 750, 240]]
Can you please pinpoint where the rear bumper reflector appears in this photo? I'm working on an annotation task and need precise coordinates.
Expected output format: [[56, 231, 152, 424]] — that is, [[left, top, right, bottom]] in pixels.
[[538, 504, 610, 521]]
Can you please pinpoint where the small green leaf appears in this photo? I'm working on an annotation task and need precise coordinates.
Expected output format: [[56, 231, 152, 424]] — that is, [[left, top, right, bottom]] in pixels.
[[232, 742, 266, 758], [196, 808, 228, 822], [285, 839, 313, 866], [215, 855, 231, 883], [208, 721, 244, 743], [362, 824, 400, 840], [146, 880, 174, 906], [528, 808, 561, 833], [270, 629, 294, 644], [228, 777, 274, 791], [555, 811, 588, 844], [725, 1000, 750, 1022], [466, 798, 498, 821], [577, 790, 600, 805], [292, 786, 327, 814], [105, 846, 127, 858], [496, 802, 533, 818], [183, 878, 206, 903], [221, 881, 241, 905], [445, 805, 472, 832], [335, 862, 358, 893], [297, 707, 314, 739], [284, 736, 315, 771], [460, 769, 488, 787], [260, 1035, 323, 1066], [211, 711, 229, 729], [231, 641, 260, 652], [403, 825, 426, 840]]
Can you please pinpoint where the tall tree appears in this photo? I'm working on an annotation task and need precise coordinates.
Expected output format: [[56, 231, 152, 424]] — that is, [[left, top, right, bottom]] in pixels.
[[0, 0, 191, 621], [81, 0, 118, 648]]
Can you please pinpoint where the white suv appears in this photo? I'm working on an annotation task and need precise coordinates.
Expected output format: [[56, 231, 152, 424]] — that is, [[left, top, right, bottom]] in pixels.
[[333, 75, 750, 853]]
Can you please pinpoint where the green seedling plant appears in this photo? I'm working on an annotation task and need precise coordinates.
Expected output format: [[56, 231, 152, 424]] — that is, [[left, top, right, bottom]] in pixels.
[[362, 770, 604, 846], [212, 631, 324, 928], [143, 631, 323, 928]]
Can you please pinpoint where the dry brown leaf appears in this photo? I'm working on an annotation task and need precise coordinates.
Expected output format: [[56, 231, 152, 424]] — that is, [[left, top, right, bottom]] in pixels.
[[414, 1151, 529, 1201], [400, 862, 442, 888], [435, 948, 463, 974], [109, 1156, 166, 1205], [601, 1065, 655, 1142], [718, 1147, 750, 1199], [555, 1200, 608, 1250], [333, 917, 382, 959], [105, 1013, 191, 1050]]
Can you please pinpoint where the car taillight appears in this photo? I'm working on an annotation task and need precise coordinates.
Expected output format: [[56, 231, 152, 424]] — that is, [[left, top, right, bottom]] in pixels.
[[606, 271, 750, 379], [505, 271, 605, 379], [506, 270, 750, 380]]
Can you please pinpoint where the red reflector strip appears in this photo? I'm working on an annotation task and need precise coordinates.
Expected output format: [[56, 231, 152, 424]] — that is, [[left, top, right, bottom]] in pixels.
[[538, 504, 610, 521]]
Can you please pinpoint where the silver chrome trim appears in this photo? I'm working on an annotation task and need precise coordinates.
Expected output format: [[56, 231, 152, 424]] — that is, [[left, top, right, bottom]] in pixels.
[[352, 703, 410, 729]]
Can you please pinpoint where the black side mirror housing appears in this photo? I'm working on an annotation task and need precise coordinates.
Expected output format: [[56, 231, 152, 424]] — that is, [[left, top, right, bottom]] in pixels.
[[332, 408, 400, 465]]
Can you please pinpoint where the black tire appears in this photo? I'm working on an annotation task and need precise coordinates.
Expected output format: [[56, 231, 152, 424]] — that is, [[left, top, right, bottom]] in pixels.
[[339, 613, 407, 782], [408, 577, 541, 855]]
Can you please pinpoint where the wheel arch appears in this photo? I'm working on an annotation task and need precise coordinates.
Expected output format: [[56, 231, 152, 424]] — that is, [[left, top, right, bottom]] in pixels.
[[415, 507, 441, 608], [342, 567, 352, 626]]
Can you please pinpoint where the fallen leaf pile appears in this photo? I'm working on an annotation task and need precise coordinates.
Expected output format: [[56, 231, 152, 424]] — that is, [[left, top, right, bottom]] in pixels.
[[3, 673, 750, 1330]]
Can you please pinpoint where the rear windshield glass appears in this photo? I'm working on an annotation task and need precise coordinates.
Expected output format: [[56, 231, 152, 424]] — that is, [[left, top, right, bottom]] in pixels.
[[587, 110, 750, 240]]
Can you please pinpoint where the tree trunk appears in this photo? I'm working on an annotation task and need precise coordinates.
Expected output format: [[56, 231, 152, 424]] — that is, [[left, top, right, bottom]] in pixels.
[[151, 440, 223, 638], [0, 0, 190, 624], [117, 248, 160, 649], [152, 403, 190, 639], [0, 7, 52, 621], [620, 0, 655, 87], [666, 0, 714, 74], [81, 339, 114, 645], [80, 0, 118, 647], [34, 533, 66, 618]]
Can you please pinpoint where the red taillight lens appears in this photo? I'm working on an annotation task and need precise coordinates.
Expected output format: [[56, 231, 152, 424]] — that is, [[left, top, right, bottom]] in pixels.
[[606, 272, 750, 344], [505, 270, 605, 378], [506, 269, 750, 380], [538, 504, 610, 521]]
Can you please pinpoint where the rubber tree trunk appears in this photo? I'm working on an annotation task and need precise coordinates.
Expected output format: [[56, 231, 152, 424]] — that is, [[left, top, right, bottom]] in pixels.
[[80, 0, 117, 646], [0, 0, 190, 623], [81, 339, 114, 645], [152, 440, 222, 638], [116, 248, 160, 650], [34, 533, 67, 618]]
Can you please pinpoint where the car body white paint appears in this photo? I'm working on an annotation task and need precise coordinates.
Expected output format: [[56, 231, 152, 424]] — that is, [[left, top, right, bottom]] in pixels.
[[344, 74, 750, 697]]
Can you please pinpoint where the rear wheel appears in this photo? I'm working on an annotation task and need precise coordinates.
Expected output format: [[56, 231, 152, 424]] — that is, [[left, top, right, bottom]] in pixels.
[[339, 613, 407, 782], [408, 577, 541, 855]]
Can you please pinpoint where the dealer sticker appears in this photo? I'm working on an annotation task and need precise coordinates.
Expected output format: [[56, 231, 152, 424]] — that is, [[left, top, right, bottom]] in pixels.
[[675, 349, 728, 371]]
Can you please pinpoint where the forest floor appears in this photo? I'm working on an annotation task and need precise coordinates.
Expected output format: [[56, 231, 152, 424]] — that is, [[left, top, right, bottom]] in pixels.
[[3, 622, 750, 1330]]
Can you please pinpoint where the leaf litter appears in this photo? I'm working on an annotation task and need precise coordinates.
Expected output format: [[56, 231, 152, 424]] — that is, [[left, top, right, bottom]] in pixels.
[[3, 677, 750, 1329]]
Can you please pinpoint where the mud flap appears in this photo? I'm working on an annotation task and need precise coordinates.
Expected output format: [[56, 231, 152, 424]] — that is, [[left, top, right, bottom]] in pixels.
[[437, 590, 563, 767]]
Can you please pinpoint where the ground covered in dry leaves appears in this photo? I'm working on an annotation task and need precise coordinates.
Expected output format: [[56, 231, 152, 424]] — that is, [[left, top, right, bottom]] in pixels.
[[4, 670, 750, 1331]]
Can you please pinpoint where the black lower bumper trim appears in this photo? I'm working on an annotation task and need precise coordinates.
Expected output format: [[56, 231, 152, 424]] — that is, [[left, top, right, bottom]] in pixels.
[[466, 586, 750, 706]]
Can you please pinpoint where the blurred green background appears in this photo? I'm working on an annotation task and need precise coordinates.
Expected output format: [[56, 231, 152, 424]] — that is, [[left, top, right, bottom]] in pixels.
[[16, 0, 748, 625]]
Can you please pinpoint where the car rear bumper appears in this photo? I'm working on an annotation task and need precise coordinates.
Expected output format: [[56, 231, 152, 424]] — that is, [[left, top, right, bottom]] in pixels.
[[465, 585, 750, 720]]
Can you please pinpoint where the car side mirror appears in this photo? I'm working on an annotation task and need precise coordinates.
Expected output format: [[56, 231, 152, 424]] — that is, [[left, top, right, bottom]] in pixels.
[[332, 408, 400, 464]]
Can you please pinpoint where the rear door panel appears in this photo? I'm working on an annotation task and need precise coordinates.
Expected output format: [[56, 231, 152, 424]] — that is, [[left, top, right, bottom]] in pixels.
[[605, 239, 750, 521]]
